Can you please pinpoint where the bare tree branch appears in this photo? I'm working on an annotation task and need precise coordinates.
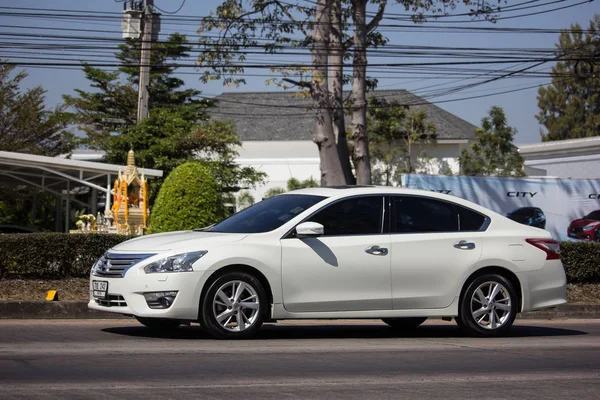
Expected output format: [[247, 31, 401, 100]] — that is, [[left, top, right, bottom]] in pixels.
[[282, 78, 311, 88]]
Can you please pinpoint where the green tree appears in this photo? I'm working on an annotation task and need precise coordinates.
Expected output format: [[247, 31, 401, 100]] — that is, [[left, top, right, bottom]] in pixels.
[[63, 34, 264, 202], [0, 63, 75, 156], [537, 15, 600, 141], [198, 1, 499, 185], [237, 191, 255, 210], [262, 177, 318, 200], [368, 98, 436, 185], [287, 177, 319, 190], [103, 109, 262, 203], [460, 107, 525, 177], [63, 34, 207, 142], [0, 63, 75, 231], [150, 163, 219, 233], [263, 187, 286, 199]]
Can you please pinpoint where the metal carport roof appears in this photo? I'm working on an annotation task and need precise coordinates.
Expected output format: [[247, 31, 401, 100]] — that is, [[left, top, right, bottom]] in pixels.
[[0, 151, 162, 232]]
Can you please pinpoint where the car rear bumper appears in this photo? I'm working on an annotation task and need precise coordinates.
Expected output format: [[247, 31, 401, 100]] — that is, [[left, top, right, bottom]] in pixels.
[[519, 259, 567, 312]]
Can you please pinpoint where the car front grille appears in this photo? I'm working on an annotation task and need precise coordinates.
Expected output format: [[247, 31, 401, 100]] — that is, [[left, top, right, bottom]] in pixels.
[[95, 294, 127, 307], [92, 253, 155, 278], [570, 227, 583, 233]]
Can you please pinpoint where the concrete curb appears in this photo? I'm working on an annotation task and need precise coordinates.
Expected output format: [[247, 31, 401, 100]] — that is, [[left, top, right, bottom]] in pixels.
[[0, 301, 130, 319], [0, 301, 599, 320]]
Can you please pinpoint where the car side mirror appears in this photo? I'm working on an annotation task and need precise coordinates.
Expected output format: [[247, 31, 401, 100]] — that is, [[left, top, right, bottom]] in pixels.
[[295, 222, 324, 238]]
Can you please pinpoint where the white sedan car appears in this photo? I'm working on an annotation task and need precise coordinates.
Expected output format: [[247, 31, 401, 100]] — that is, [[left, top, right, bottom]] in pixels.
[[89, 186, 567, 339]]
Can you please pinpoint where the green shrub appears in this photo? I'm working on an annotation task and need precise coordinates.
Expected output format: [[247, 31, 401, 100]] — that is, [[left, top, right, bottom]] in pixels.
[[150, 162, 219, 233], [560, 241, 600, 284], [0, 233, 130, 279], [1, 233, 597, 284]]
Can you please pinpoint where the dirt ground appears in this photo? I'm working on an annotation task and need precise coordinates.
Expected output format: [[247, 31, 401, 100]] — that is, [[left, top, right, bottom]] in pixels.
[[0, 279, 598, 303], [0, 279, 90, 301]]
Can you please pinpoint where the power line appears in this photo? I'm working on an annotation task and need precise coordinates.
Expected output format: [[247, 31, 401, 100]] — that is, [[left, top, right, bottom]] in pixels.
[[154, 0, 186, 15]]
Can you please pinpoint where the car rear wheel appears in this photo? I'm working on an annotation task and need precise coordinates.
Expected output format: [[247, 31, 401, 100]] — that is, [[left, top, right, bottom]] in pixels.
[[200, 272, 268, 339], [382, 317, 427, 330], [135, 316, 181, 331], [457, 274, 518, 337]]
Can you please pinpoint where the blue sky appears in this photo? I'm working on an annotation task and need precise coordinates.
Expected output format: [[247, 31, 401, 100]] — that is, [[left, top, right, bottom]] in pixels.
[[1, 0, 598, 144]]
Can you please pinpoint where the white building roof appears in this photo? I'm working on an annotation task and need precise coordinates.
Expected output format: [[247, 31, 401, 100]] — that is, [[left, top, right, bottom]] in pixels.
[[518, 136, 600, 160]]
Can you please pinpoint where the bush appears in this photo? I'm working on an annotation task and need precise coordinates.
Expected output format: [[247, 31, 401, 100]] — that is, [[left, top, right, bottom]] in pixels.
[[560, 241, 600, 284], [1, 233, 598, 284], [0, 233, 130, 279], [150, 162, 219, 233]]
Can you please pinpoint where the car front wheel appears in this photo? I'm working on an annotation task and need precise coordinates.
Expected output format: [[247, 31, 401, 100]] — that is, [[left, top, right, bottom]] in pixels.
[[457, 274, 518, 337], [200, 272, 267, 339]]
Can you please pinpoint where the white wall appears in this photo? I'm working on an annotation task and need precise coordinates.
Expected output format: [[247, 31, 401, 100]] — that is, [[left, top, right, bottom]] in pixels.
[[525, 154, 600, 179], [235, 140, 467, 206], [236, 141, 321, 202]]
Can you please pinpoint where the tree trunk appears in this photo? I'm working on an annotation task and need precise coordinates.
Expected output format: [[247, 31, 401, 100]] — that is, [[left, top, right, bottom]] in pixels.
[[350, 0, 372, 185], [329, 0, 354, 184], [312, 0, 345, 186]]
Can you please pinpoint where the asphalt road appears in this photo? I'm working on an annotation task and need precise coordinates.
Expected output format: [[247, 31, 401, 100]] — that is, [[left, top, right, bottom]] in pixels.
[[0, 319, 599, 399]]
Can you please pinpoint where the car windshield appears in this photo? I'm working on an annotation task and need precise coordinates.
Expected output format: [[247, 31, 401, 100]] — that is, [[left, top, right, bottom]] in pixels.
[[585, 211, 600, 220], [206, 194, 326, 233]]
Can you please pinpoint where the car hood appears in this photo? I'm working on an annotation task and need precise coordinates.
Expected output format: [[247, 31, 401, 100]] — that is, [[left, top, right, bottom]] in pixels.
[[570, 219, 600, 228], [110, 230, 247, 252]]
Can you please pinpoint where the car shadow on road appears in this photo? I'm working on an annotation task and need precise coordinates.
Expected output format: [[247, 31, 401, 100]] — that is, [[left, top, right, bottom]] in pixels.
[[101, 321, 588, 340]]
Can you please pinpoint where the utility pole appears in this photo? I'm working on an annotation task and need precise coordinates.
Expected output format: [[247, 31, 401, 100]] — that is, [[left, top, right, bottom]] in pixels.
[[137, 0, 154, 123]]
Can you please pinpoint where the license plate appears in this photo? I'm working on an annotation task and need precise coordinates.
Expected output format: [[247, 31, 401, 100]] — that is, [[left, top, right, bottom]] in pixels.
[[93, 280, 108, 299]]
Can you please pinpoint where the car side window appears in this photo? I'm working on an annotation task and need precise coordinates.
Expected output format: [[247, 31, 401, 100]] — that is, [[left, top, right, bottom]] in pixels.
[[392, 196, 458, 233], [456, 205, 487, 231], [306, 196, 384, 236]]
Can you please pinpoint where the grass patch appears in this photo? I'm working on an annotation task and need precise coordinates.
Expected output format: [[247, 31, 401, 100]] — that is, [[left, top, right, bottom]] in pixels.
[[1, 279, 600, 303]]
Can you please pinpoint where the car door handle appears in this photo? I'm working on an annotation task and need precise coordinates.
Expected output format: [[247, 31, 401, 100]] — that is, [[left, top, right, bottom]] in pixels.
[[454, 240, 475, 250], [365, 245, 388, 256]]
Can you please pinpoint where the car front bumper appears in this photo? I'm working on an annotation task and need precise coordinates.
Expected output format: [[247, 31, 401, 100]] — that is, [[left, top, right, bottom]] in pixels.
[[88, 269, 213, 320]]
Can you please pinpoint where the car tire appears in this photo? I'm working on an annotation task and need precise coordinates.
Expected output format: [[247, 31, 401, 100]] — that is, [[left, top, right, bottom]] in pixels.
[[135, 316, 181, 331], [382, 317, 427, 330], [457, 273, 518, 337], [200, 271, 268, 339]]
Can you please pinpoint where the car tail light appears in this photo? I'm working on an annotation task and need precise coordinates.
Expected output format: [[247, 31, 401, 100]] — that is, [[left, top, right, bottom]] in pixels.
[[526, 238, 561, 260]]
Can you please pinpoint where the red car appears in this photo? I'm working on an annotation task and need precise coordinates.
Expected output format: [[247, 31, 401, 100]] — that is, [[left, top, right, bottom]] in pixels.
[[568, 210, 600, 242]]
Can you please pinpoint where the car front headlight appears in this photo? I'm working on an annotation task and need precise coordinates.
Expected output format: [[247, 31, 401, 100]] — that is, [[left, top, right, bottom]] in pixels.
[[91, 255, 106, 275], [582, 224, 596, 231], [143, 251, 207, 274]]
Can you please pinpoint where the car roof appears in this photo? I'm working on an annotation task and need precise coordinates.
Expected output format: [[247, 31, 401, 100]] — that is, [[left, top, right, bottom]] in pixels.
[[285, 186, 427, 198], [284, 185, 506, 218], [285, 186, 479, 204]]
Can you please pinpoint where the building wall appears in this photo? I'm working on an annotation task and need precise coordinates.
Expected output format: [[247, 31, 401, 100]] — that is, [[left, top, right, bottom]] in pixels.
[[235, 140, 468, 204], [524, 154, 600, 179], [236, 141, 320, 201], [519, 137, 600, 179]]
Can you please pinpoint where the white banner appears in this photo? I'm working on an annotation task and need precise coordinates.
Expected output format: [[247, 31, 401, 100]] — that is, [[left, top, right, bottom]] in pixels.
[[401, 174, 600, 241]]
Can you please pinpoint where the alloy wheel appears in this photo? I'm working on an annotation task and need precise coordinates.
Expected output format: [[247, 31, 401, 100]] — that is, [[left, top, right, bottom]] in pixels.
[[212, 280, 260, 332], [469, 281, 512, 330]]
